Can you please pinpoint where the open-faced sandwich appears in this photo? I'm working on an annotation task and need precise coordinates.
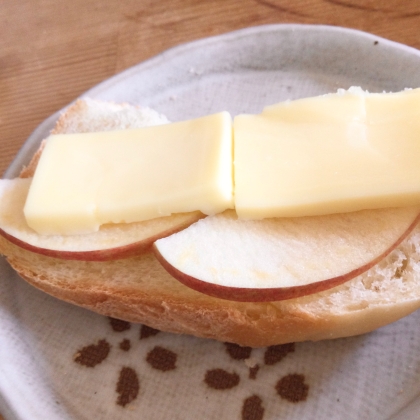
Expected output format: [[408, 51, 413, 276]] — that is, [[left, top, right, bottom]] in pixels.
[[1, 88, 420, 347]]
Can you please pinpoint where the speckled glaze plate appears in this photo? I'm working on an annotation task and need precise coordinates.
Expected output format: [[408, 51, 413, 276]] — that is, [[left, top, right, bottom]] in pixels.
[[2, 24, 420, 420]]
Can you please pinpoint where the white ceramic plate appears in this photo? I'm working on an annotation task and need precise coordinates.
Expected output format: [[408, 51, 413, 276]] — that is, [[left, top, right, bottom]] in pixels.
[[2, 24, 420, 420]]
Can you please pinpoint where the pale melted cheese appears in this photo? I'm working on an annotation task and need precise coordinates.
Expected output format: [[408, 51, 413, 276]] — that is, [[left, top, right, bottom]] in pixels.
[[24, 112, 233, 235], [234, 87, 420, 219]]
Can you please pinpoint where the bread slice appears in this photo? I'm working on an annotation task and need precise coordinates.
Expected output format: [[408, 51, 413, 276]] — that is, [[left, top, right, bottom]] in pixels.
[[1, 99, 420, 347]]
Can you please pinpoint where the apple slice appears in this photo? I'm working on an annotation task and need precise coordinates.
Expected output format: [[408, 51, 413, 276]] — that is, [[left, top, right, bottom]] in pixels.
[[154, 208, 420, 302], [0, 178, 203, 261]]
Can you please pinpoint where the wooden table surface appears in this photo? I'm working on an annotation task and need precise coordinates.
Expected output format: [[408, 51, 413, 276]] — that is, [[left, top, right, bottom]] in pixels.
[[0, 1, 420, 417], [2, 0, 420, 178]]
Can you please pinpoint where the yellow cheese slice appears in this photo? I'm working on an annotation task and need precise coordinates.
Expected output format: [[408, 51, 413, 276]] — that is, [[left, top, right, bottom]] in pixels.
[[24, 112, 233, 235], [234, 87, 420, 219]]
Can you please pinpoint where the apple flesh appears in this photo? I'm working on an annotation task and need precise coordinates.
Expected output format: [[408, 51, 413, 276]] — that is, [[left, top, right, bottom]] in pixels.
[[154, 208, 420, 302], [0, 178, 203, 261]]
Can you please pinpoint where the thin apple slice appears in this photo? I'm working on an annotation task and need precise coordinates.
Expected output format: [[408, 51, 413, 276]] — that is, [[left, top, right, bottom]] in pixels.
[[0, 178, 203, 261], [154, 208, 420, 302]]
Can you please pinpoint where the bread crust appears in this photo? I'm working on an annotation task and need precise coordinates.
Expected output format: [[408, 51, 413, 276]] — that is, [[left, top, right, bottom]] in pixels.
[[2, 98, 420, 347], [3, 230, 420, 347]]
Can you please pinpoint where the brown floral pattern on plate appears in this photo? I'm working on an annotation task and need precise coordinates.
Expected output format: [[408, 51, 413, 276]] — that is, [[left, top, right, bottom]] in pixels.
[[146, 346, 177, 371], [72, 317, 310, 417], [116, 367, 140, 407], [74, 339, 111, 368]]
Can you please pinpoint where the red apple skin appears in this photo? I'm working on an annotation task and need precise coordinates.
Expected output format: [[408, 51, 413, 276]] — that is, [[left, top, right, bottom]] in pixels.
[[153, 212, 420, 302], [0, 217, 200, 261], [0, 227, 151, 260]]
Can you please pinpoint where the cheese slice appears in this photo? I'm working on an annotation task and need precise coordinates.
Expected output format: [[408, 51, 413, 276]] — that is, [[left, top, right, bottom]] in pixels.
[[234, 87, 420, 219], [24, 112, 233, 235]]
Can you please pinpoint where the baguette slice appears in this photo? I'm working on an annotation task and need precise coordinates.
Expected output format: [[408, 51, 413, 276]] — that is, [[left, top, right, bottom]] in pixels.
[[2, 99, 420, 347], [0, 99, 203, 260]]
